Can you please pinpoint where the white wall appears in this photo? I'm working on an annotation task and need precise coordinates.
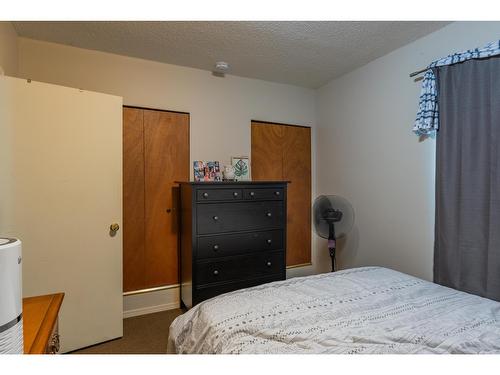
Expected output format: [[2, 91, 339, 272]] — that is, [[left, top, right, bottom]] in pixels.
[[17, 37, 316, 171], [0, 22, 18, 76], [16, 37, 318, 314], [316, 21, 500, 281], [17, 21, 500, 314]]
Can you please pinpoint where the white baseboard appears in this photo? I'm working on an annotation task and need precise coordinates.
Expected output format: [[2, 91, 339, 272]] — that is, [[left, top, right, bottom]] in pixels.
[[123, 286, 180, 319], [123, 301, 180, 319]]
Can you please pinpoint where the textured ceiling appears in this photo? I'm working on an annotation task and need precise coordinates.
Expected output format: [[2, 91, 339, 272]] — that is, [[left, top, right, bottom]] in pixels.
[[13, 21, 450, 88]]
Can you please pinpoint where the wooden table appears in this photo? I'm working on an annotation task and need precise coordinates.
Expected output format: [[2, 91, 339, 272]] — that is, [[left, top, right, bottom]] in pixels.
[[23, 293, 64, 354]]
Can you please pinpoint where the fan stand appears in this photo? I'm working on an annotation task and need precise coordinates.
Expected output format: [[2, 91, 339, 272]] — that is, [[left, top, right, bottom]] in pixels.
[[328, 222, 337, 272]]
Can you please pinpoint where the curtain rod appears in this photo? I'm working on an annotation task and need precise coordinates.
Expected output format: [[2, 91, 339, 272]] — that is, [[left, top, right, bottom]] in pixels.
[[409, 67, 429, 77]]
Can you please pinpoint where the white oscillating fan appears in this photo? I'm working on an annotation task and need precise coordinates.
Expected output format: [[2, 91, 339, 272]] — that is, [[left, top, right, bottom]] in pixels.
[[313, 195, 354, 272]]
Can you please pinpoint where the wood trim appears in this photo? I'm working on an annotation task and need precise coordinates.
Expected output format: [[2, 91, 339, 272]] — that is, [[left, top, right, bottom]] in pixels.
[[23, 293, 64, 354], [251, 119, 311, 129], [124, 105, 190, 116], [122, 283, 180, 296], [176, 181, 291, 185], [286, 262, 313, 269], [123, 301, 180, 319]]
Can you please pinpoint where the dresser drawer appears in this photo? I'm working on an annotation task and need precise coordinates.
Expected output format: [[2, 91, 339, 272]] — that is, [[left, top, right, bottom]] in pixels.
[[197, 201, 284, 234], [197, 188, 242, 201], [243, 187, 284, 200], [197, 230, 283, 259], [195, 251, 285, 286], [195, 274, 285, 304]]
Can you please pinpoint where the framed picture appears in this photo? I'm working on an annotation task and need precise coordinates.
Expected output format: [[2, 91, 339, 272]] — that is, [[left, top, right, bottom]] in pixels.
[[193, 161, 222, 182], [231, 156, 250, 181], [193, 161, 205, 182]]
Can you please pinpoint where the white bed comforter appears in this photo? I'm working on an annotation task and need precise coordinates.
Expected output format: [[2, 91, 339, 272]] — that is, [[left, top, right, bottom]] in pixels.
[[168, 267, 500, 353]]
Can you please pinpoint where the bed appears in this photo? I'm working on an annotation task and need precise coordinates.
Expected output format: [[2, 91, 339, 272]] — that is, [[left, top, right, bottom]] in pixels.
[[167, 267, 500, 354]]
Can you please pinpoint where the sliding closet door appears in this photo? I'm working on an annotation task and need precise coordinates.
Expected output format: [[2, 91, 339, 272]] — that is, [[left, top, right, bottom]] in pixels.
[[123, 107, 189, 292], [0, 76, 123, 352], [251, 121, 312, 267], [251, 123, 284, 180], [283, 126, 312, 266], [123, 108, 146, 292], [144, 109, 189, 287]]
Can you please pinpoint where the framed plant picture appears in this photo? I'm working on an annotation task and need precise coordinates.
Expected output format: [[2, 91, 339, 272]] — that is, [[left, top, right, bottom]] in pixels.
[[231, 156, 250, 181]]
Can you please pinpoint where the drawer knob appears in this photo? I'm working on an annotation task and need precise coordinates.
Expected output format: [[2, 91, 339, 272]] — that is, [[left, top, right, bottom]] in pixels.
[[213, 244, 219, 251], [213, 270, 219, 276], [250, 191, 255, 197], [213, 216, 219, 221], [266, 261, 272, 267], [275, 191, 280, 196], [203, 192, 209, 198], [266, 212, 272, 217], [266, 239, 272, 244], [233, 191, 239, 197]]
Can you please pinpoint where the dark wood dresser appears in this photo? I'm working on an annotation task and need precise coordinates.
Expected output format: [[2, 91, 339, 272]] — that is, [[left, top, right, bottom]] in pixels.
[[178, 181, 288, 308]]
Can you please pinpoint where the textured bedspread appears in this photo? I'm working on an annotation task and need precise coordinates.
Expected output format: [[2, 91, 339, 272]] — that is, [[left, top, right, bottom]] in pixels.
[[168, 267, 500, 353]]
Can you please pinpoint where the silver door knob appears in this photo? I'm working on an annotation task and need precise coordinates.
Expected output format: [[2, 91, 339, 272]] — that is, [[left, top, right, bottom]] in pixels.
[[250, 191, 255, 197], [267, 239, 272, 244], [213, 216, 219, 221], [203, 192, 209, 198], [213, 270, 219, 276], [266, 261, 272, 267], [275, 191, 280, 196], [266, 212, 272, 217], [233, 192, 238, 197], [213, 244, 219, 251]]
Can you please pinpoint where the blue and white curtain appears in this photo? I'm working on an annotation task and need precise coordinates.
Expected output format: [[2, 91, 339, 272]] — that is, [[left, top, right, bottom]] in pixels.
[[413, 40, 500, 136]]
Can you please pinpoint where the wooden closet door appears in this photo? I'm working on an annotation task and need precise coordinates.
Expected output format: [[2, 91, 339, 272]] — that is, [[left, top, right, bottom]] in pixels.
[[251, 122, 283, 180], [123, 107, 146, 292], [144, 110, 189, 287], [251, 121, 312, 267], [283, 126, 312, 266]]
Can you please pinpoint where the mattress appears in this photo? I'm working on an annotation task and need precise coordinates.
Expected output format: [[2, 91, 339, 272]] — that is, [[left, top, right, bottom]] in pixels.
[[168, 267, 500, 354]]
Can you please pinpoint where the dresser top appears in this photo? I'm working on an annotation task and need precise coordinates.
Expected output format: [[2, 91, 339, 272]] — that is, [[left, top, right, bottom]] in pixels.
[[23, 293, 64, 354], [176, 181, 290, 185]]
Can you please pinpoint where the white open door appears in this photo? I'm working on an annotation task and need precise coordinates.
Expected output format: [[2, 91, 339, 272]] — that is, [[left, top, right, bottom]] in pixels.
[[0, 76, 123, 352]]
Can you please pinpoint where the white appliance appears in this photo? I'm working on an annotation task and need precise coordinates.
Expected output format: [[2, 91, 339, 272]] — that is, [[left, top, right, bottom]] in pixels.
[[0, 238, 23, 354]]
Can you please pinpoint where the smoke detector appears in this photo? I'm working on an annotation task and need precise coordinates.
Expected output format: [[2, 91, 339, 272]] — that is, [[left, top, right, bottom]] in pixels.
[[213, 61, 230, 77]]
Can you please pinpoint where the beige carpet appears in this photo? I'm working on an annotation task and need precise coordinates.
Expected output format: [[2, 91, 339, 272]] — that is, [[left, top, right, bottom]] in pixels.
[[72, 308, 184, 354]]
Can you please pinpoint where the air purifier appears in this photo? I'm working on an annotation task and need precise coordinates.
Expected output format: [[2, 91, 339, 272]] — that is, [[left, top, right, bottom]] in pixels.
[[0, 238, 23, 354]]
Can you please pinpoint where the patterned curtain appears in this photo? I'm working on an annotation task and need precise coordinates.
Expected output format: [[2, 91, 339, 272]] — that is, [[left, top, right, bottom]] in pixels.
[[413, 40, 500, 136]]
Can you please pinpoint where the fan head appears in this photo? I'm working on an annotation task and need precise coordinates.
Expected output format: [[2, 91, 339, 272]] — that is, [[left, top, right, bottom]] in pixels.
[[313, 195, 354, 239]]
